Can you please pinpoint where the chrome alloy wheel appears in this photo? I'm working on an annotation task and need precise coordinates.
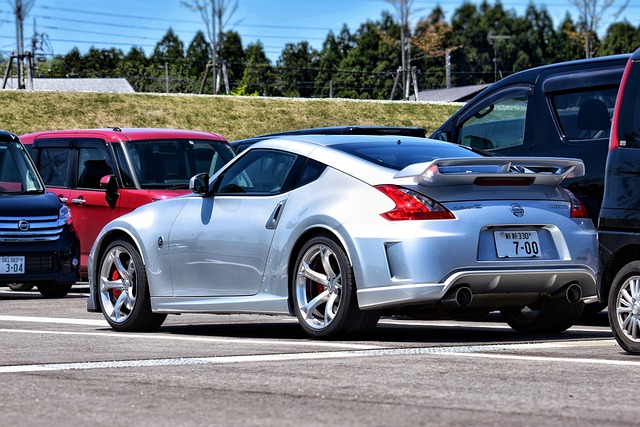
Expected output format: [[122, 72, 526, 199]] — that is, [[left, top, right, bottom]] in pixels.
[[99, 244, 138, 324], [295, 243, 342, 330], [614, 275, 640, 342]]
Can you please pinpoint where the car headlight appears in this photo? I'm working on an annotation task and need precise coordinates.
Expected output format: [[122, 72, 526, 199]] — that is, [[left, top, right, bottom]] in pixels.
[[58, 204, 72, 226]]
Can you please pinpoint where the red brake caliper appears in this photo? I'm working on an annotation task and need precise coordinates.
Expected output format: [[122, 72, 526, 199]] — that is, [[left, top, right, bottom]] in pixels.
[[111, 269, 122, 299]]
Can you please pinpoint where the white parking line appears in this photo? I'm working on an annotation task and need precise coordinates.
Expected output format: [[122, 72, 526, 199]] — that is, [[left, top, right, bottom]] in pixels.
[[0, 340, 629, 374], [0, 315, 108, 326], [0, 328, 381, 350]]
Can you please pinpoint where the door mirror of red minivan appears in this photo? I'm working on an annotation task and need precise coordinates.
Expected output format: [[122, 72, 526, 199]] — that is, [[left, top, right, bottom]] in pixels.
[[100, 175, 119, 209]]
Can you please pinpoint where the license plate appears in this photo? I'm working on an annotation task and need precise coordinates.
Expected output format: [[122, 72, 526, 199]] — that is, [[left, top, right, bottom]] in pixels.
[[493, 231, 540, 258], [1, 256, 25, 274]]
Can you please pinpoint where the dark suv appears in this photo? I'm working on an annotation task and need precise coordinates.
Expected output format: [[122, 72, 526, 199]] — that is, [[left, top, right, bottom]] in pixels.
[[598, 48, 640, 354], [0, 130, 80, 297], [431, 54, 630, 224]]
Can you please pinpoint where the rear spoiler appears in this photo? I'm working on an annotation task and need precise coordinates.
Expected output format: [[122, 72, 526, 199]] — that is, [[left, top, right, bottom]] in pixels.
[[394, 157, 585, 186]]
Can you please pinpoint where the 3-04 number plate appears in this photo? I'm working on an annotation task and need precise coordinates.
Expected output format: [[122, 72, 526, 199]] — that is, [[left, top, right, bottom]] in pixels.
[[1, 256, 25, 274], [494, 231, 540, 258]]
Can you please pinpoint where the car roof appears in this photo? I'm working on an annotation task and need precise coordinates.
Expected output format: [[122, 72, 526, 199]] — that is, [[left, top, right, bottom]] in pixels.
[[19, 128, 228, 144], [0, 130, 19, 143], [472, 53, 631, 91], [229, 125, 426, 152], [248, 133, 450, 154]]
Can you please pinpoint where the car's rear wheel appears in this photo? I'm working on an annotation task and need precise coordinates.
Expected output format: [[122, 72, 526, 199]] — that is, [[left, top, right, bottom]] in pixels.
[[37, 282, 73, 298], [500, 298, 584, 333], [98, 239, 166, 332], [8, 283, 34, 292], [608, 261, 640, 355], [293, 234, 379, 338]]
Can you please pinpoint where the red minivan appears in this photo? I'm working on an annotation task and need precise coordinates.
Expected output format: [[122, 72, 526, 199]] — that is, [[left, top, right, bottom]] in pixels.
[[21, 128, 235, 277]]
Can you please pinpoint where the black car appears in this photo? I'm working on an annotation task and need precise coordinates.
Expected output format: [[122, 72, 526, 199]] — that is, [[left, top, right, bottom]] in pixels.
[[0, 130, 80, 297], [230, 125, 427, 153], [431, 54, 631, 224], [598, 48, 640, 354]]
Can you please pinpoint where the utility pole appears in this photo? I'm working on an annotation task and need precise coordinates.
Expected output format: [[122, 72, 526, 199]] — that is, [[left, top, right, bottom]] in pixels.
[[445, 48, 451, 89], [3, 0, 34, 90], [487, 33, 511, 82]]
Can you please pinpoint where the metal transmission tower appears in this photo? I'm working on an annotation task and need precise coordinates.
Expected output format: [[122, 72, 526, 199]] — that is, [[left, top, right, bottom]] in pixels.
[[2, 0, 35, 90]]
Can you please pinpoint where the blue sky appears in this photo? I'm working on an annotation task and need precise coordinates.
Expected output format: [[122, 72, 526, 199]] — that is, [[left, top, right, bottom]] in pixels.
[[1, 0, 638, 62]]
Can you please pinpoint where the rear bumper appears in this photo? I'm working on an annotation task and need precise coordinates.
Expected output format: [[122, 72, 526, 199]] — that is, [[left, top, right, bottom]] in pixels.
[[357, 266, 597, 310]]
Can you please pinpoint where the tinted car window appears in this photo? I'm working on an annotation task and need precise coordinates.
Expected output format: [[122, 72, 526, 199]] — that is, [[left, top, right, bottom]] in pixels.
[[77, 146, 114, 189], [126, 139, 235, 188], [0, 142, 43, 193], [616, 67, 640, 148], [333, 140, 480, 171], [458, 86, 530, 151], [552, 87, 618, 141], [38, 147, 70, 187], [217, 149, 297, 194]]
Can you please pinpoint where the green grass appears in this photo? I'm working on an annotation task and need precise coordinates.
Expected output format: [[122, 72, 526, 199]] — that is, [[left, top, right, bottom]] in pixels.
[[0, 91, 462, 141]]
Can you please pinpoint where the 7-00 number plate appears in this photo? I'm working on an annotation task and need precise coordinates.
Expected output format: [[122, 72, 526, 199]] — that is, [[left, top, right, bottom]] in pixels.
[[1, 256, 24, 274], [494, 231, 540, 258]]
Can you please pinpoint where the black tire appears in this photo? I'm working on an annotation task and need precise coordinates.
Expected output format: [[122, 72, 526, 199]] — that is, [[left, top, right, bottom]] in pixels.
[[37, 282, 73, 298], [98, 239, 166, 332], [8, 283, 34, 292], [580, 301, 607, 319], [292, 234, 379, 338], [608, 261, 640, 355], [500, 298, 584, 334]]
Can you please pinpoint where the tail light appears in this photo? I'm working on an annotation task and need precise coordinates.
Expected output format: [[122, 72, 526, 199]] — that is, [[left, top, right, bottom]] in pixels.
[[375, 184, 455, 220], [610, 58, 634, 151], [563, 188, 588, 218]]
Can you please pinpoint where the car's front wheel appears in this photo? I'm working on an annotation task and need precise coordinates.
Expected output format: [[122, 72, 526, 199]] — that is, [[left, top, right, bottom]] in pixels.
[[608, 261, 640, 355], [500, 298, 584, 334], [292, 234, 379, 338], [98, 239, 166, 332]]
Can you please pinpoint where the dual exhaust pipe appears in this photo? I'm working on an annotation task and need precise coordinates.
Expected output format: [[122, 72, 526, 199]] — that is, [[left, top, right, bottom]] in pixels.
[[441, 283, 583, 308]]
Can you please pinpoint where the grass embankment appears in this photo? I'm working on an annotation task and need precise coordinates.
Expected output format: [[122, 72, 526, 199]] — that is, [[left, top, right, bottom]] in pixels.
[[0, 91, 462, 141]]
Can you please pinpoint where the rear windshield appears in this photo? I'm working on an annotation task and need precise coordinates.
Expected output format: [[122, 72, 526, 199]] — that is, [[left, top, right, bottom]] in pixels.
[[617, 61, 640, 148], [125, 139, 235, 188], [331, 140, 481, 171], [0, 142, 44, 193]]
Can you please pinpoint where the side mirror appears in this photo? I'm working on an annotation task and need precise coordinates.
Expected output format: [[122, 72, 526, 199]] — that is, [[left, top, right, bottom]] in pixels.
[[433, 130, 451, 142], [189, 173, 210, 195], [100, 175, 119, 209]]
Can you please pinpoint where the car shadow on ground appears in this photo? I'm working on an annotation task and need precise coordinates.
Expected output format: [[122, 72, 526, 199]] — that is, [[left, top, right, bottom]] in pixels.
[[154, 311, 613, 345]]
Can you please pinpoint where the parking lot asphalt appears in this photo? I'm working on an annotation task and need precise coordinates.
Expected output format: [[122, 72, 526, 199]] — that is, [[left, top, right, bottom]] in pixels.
[[0, 285, 636, 426]]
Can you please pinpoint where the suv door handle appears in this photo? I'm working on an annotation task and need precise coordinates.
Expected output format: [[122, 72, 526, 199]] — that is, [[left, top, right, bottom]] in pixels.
[[71, 198, 86, 205]]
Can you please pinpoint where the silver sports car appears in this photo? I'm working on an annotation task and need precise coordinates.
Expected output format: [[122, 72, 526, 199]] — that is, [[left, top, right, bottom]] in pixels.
[[87, 135, 599, 338]]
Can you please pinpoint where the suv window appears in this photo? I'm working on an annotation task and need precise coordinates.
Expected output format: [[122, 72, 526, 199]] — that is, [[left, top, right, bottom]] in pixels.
[[457, 85, 531, 151], [615, 66, 640, 148], [551, 87, 618, 141]]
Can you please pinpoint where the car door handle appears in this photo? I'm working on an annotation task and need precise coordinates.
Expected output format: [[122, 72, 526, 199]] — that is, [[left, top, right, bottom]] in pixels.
[[71, 198, 86, 205], [265, 200, 286, 230], [58, 195, 68, 203]]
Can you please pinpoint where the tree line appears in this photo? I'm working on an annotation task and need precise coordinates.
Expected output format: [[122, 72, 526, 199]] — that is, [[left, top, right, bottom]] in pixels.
[[5, 1, 640, 100]]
